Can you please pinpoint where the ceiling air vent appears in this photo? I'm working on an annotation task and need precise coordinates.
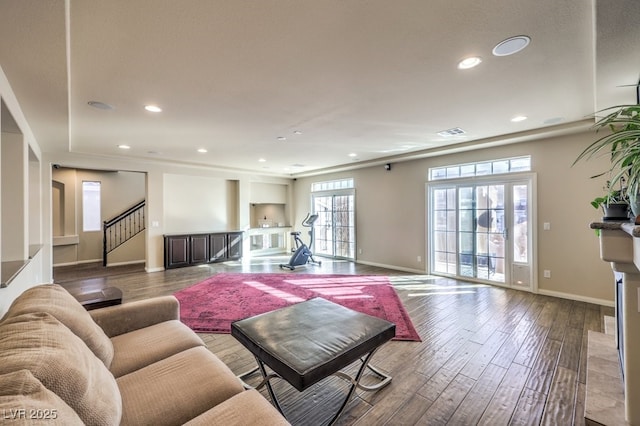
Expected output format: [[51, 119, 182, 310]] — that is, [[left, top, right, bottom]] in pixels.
[[437, 127, 466, 137]]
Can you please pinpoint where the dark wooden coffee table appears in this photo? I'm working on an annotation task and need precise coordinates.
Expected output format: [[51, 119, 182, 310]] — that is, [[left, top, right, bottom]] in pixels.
[[231, 297, 395, 425]]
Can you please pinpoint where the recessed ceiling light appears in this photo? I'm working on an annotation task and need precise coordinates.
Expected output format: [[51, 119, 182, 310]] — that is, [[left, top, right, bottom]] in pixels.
[[457, 57, 482, 70], [493, 35, 531, 57], [348, 153, 357, 157], [511, 115, 528, 122], [118, 144, 130, 150], [277, 136, 287, 141], [144, 105, 162, 113], [258, 158, 266, 162], [88, 101, 114, 110], [293, 130, 302, 135], [197, 148, 207, 153]]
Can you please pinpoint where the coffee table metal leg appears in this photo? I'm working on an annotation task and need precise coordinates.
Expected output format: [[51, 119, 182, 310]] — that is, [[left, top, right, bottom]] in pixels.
[[247, 348, 391, 426], [360, 362, 392, 391], [237, 366, 260, 389], [254, 356, 287, 417]]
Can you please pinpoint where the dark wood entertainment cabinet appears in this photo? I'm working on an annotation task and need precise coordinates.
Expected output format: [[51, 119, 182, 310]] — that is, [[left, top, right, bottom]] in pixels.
[[164, 231, 243, 269]]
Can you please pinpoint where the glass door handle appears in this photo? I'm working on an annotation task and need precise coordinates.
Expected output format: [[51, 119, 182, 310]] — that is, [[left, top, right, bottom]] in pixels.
[[503, 228, 509, 240]]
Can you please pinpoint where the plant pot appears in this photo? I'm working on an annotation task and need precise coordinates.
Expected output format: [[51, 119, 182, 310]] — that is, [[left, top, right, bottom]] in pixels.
[[629, 193, 640, 218], [602, 203, 629, 220]]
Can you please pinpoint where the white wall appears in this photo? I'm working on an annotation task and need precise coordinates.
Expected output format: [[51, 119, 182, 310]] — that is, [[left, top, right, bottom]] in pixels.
[[1, 132, 25, 261], [163, 173, 233, 233], [250, 182, 288, 204]]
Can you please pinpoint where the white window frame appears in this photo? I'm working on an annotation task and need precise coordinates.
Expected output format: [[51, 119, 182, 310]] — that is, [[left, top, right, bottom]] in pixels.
[[82, 181, 101, 232], [429, 156, 531, 181]]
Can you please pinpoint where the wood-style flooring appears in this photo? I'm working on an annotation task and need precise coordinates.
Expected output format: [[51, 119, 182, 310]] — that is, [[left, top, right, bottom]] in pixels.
[[54, 257, 613, 426]]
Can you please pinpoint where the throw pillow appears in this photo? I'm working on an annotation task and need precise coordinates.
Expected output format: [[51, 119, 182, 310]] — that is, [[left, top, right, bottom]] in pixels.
[[0, 312, 122, 426], [1, 283, 114, 367]]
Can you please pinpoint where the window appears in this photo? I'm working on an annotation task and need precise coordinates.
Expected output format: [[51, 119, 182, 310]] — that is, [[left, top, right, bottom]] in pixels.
[[311, 178, 354, 192], [429, 156, 531, 181], [82, 181, 101, 231]]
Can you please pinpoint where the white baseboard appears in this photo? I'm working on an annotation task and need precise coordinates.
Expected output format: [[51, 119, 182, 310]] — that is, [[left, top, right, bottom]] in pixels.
[[53, 259, 146, 268], [53, 259, 102, 267], [53, 261, 78, 267], [355, 259, 427, 275], [537, 288, 614, 307], [78, 258, 102, 264], [107, 260, 145, 267], [145, 266, 164, 273]]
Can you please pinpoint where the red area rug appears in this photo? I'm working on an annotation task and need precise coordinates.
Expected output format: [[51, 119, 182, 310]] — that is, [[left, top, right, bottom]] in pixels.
[[174, 273, 420, 341]]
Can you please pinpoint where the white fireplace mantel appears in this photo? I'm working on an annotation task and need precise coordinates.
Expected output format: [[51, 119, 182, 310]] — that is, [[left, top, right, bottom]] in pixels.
[[590, 220, 640, 425]]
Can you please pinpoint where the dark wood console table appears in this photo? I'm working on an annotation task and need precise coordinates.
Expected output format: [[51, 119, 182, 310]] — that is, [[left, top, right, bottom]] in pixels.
[[164, 231, 243, 269]]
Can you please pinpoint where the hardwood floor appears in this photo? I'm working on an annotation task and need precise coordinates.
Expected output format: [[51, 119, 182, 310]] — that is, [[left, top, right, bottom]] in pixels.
[[55, 257, 613, 426]]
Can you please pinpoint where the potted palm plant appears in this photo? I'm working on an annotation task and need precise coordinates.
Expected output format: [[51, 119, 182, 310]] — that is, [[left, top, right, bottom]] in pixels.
[[574, 104, 640, 218]]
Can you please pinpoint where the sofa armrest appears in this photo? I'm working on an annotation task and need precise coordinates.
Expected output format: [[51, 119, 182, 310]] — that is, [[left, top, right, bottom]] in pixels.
[[89, 296, 180, 337]]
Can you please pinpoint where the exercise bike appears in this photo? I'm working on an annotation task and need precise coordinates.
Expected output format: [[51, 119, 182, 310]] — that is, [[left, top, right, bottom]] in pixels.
[[279, 213, 322, 270]]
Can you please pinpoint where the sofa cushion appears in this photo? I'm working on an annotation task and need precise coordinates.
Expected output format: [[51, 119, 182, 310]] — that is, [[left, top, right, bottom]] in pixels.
[[0, 312, 122, 426], [117, 346, 244, 426], [1, 283, 114, 367], [0, 370, 83, 425], [109, 319, 204, 377], [183, 389, 290, 426]]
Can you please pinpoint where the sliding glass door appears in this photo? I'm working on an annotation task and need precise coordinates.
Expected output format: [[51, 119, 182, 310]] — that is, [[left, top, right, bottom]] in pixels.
[[429, 175, 533, 289], [312, 192, 355, 259]]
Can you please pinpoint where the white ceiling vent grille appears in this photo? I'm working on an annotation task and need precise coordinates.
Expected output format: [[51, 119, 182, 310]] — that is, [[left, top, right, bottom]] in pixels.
[[437, 127, 466, 137]]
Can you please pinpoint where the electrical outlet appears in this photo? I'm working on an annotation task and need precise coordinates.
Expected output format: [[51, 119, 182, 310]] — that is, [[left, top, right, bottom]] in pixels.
[[417, 255, 422, 263], [358, 248, 362, 255], [543, 270, 551, 278], [543, 222, 551, 231]]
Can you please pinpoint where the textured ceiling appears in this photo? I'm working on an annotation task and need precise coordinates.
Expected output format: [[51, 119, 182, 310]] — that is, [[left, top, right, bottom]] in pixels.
[[0, 0, 639, 176]]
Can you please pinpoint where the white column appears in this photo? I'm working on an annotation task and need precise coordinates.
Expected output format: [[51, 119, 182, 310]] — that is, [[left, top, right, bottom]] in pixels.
[[621, 271, 640, 423]]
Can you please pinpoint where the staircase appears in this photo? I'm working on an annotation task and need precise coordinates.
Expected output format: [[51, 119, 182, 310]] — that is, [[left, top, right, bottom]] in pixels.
[[103, 200, 145, 266]]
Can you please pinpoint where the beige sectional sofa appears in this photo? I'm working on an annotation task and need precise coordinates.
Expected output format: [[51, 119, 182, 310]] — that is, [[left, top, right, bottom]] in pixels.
[[0, 284, 290, 425]]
